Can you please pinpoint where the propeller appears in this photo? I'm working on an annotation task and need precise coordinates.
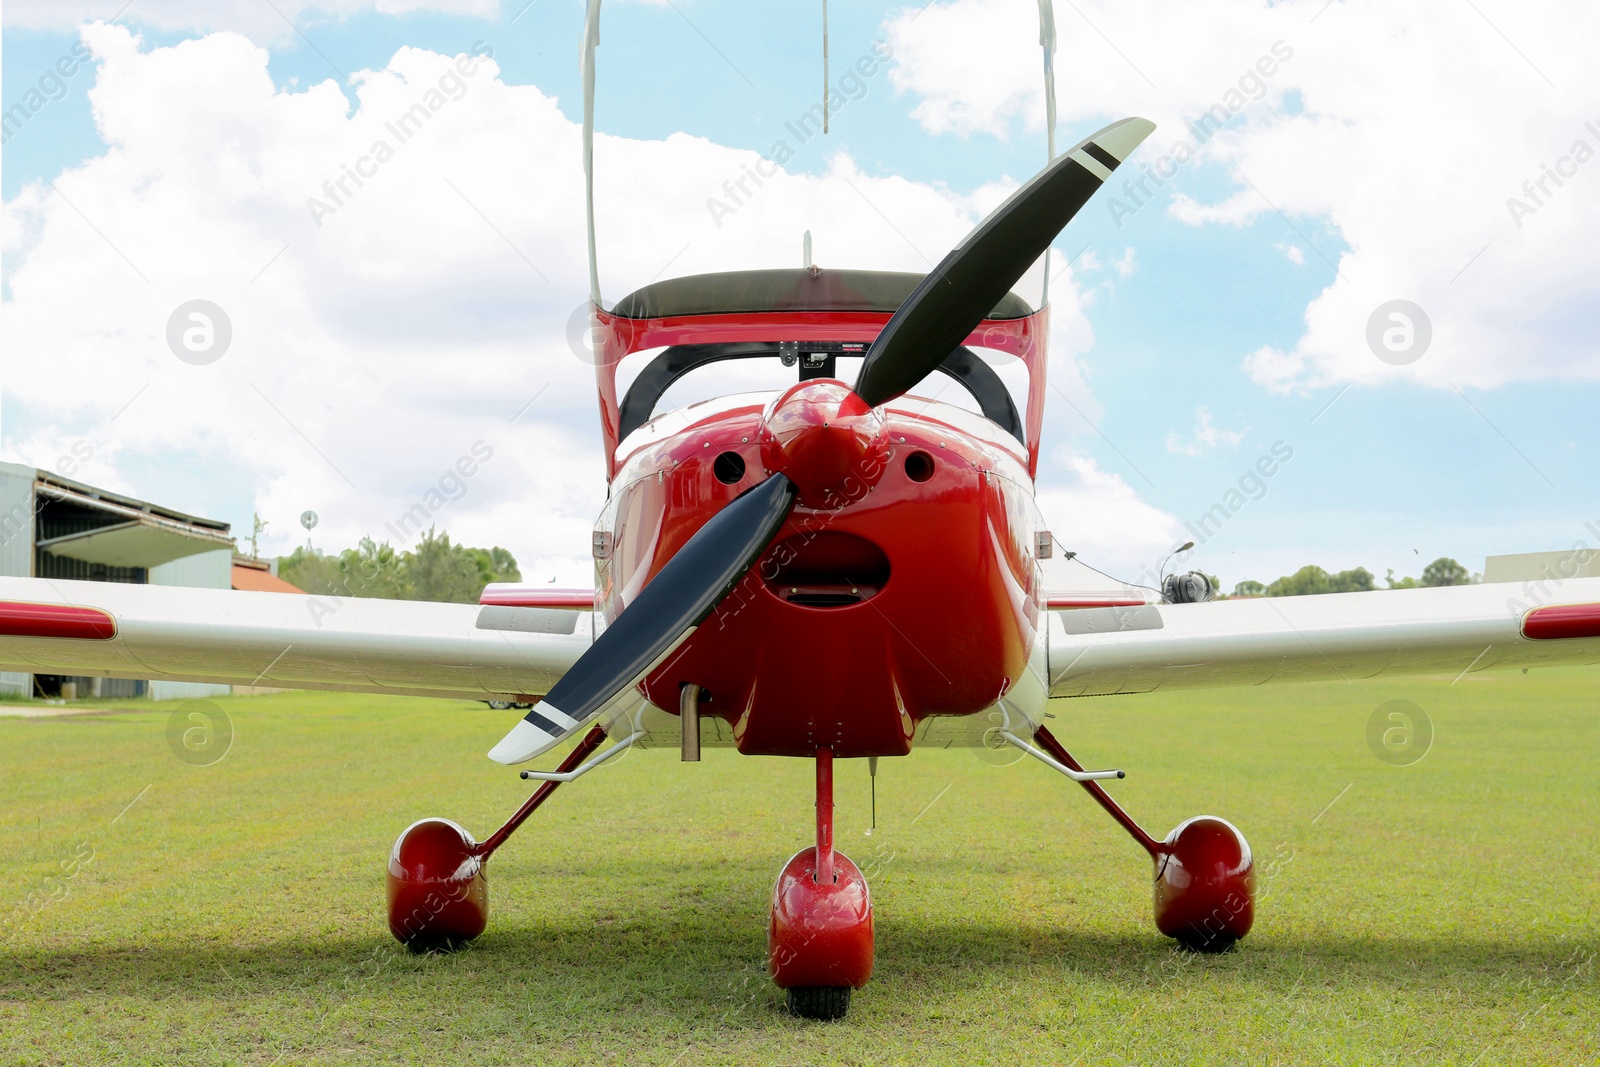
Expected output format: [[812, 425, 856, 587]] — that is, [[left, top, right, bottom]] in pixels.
[[489, 473, 797, 763], [854, 116, 1155, 408], [488, 116, 1154, 765]]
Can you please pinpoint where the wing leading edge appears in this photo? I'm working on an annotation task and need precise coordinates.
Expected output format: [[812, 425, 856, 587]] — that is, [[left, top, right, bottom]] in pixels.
[[0, 577, 588, 701], [1048, 580, 1600, 697]]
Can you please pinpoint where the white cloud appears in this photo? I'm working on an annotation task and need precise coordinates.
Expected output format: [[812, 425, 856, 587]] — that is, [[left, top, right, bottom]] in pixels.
[[887, 0, 1600, 392], [887, 0, 1304, 141], [884, 0, 1045, 138], [1035, 453, 1186, 580], [2, 0, 497, 41], [1166, 407, 1245, 455], [1239, 343, 1304, 394], [2, 24, 1127, 583]]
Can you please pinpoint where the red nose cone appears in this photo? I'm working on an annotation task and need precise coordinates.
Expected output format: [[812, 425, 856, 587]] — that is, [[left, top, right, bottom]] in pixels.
[[759, 381, 891, 510]]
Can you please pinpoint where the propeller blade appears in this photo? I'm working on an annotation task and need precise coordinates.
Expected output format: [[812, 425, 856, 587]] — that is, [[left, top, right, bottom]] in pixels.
[[488, 473, 797, 765], [853, 117, 1155, 408]]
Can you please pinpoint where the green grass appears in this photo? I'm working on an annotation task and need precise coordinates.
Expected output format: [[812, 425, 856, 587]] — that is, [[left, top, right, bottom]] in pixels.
[[2, 669, 1597, 1065]]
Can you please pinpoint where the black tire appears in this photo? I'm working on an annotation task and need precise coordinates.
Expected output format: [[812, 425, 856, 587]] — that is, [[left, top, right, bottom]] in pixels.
[[1174, 929, 1237, 954], [401, 931, 474, 955], [785, 986, 851, 1020]]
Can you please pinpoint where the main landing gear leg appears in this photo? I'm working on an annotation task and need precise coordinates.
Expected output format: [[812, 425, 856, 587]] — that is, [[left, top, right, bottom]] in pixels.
[[768, 745, 875, 1020], [385, 724, 609, 952], [1032, 725, 1255, 952]]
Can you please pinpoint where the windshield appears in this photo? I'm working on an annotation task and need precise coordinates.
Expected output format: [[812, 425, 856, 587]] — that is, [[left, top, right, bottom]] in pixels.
[[580, 0, 1059, 316]]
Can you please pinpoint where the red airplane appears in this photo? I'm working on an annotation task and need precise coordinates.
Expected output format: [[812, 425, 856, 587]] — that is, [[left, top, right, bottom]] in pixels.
[[5, 110, 1600, 1021]]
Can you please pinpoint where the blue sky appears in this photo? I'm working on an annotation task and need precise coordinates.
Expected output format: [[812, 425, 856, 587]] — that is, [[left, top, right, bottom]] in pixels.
[[3, 0, 1596, 589]]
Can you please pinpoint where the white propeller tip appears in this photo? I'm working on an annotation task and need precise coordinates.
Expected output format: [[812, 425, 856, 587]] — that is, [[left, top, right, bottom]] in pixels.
[[488, 716, 561, 765], [1094, 117, 1156, 163]]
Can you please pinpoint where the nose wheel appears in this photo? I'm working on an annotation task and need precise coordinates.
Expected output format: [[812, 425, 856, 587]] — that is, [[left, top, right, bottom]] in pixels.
[[768, 746, 875, 1019]]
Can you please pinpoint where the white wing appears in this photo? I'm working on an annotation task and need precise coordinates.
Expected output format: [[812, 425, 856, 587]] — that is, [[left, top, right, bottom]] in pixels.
[[10, 576, 1595, 705], [0, 577, 588, 700], [1048, 581, 1600, 696]]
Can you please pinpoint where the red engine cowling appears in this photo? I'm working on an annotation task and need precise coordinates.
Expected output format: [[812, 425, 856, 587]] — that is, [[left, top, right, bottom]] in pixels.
[[1152, 816, 1255, 952], [768, 847, 875, 989], [386, 817, 489, 952]]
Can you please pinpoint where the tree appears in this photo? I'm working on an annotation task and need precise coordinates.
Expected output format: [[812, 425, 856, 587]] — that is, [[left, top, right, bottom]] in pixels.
[[1385, 568, 1418, 590], [1329, 567, 1376, 593], [341, 537, 411, 599], [276, 529, 519, 604], [1266, 565, 1331, 597], [278, 538, 409, 599], [277, 545, 343, 596], [407, 527, 517, 603], [1256, 564, 1377, 597], [1420, 557, 1471, 587], [1244, 561, 1450, 597], [468, 545, 522, 585]]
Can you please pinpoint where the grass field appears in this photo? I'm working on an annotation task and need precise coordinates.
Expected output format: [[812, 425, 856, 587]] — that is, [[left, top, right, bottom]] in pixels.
[[2, 668, 1597, 1065]]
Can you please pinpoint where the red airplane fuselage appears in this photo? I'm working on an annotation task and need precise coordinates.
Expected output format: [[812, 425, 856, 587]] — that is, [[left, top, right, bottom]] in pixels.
[[590, 305, 1052, 758]]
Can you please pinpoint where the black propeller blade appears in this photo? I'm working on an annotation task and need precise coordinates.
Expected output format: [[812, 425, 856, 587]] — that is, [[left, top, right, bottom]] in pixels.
[[489, 473, 797, 764], [853, 116, 1155, 409]]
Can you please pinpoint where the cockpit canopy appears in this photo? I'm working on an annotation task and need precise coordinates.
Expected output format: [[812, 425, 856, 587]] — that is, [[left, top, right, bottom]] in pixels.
[[579, 0, 1062, 478]]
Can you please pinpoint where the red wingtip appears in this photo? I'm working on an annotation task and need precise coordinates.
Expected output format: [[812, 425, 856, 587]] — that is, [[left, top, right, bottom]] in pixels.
[[1522, 603, 1600, 640], [0, 601, 117, 640], [478, 585, 596, 610]]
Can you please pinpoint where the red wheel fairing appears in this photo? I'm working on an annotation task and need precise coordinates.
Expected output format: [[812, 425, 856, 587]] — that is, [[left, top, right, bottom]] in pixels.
[[385, 818, 488, 951], [1152, 816, 1255, 952], [768, 847, 875, 990]]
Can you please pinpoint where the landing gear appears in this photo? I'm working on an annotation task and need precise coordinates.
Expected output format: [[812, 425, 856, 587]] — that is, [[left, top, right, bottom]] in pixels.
[[1031, 726, 1255, 952], [384, 724, 609, 951], [769, 746, 874, 1019]]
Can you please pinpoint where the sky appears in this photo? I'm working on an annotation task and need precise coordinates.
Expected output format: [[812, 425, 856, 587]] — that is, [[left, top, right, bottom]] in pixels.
[[2, 0, 1597, 592]]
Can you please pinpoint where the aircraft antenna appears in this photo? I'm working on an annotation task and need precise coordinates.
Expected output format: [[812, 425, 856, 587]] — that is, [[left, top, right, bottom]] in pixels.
[[1038, 0, 1058, 163], [868, 756, 878, 832], [822, 0, 830, 134], [1038, 0, 1058, 305], [803, 230, 813, 269], [581, 0, 603, 308]]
